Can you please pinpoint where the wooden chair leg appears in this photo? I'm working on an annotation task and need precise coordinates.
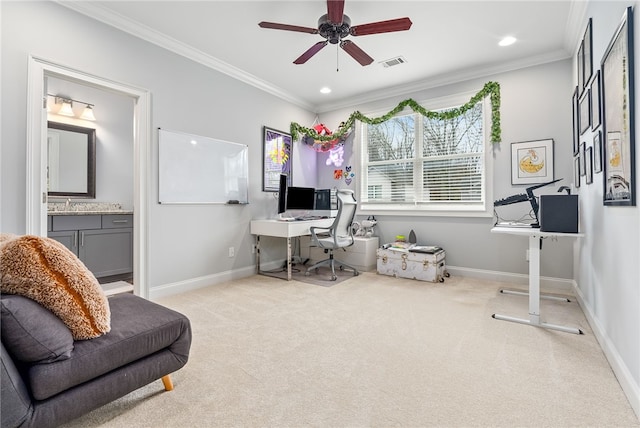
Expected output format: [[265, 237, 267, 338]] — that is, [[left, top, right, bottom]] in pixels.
[[161, 375, 174, 391]]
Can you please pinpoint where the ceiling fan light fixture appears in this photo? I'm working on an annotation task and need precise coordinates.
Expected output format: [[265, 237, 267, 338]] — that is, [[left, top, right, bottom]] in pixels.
[[259, 0, 412, 66], [320, 87, 332, 94]]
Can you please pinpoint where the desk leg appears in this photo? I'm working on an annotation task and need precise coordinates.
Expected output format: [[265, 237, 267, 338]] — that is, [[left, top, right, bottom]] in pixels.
[[529, 234, 541, 325], [492, 234, 583, 335], [286, 237, 292, 281], [255, 235, 261, 274], [500, 289, 571, 302]]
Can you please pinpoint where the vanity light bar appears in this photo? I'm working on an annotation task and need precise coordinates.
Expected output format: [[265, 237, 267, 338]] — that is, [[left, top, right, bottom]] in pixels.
[[49, 94, 96, 121]]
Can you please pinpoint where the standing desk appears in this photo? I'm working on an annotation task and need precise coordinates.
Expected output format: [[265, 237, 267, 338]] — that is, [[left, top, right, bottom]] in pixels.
[[250, 218, 334, 280], [490, 227, 584, 334]]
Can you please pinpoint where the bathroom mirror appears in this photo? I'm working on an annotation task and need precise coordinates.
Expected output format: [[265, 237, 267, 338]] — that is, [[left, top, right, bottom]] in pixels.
[[47, 121, 96, 198]]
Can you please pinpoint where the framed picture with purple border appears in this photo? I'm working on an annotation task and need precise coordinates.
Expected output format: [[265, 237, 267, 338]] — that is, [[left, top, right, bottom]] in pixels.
[[262, 126, 292, 192]]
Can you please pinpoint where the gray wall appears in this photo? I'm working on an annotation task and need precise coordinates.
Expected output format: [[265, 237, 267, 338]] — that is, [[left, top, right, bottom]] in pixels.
[[1, 0, 637, 415], [574, 0, 640, 400], [47, 77, 135, 209], [0, 1, 315, 286], [318, 60, 576, 279]]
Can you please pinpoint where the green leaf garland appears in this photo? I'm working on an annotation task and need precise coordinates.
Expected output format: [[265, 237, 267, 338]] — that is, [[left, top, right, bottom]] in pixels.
[[290, 81, 501, 144]]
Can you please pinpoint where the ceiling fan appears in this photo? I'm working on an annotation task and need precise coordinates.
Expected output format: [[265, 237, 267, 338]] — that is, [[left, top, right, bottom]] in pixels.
[[258, 0, 412, 66]]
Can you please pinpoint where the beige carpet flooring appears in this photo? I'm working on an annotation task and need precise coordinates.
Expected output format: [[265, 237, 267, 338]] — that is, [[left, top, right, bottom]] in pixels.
[[61, 273, 639, 427]]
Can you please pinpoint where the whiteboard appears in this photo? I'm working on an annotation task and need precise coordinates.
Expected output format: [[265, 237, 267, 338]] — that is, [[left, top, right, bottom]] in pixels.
[[158, 128, 249, 204]]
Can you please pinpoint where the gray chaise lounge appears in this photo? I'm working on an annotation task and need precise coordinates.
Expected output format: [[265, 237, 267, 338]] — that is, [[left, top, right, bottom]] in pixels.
[[1, 292, 192, 428]]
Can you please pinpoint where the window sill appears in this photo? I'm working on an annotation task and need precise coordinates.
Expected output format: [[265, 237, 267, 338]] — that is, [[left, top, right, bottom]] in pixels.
[[359, 203, 493, 218]]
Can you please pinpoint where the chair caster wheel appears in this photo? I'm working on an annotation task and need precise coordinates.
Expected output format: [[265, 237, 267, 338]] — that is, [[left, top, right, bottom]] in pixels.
[[439, 277, 445, 283], [445, 272, 450, 278], [331, 276, 337, 281]]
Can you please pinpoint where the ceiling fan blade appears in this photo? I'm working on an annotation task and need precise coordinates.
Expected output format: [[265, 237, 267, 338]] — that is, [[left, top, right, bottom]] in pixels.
[[340, 40, 374, 66], [258, 21, 318, 34], [294, 41, 328, 64], [350, 17, 413, 36], [327, 0, 345, 24]]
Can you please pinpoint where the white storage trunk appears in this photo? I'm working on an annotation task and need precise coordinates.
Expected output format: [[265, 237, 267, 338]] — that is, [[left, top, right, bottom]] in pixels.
[[376, 247, 447, 282]]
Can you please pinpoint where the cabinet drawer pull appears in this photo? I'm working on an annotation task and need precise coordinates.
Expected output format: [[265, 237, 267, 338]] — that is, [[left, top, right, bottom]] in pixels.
[[80, 231, 84, 247], [112, 220, 129, 224]]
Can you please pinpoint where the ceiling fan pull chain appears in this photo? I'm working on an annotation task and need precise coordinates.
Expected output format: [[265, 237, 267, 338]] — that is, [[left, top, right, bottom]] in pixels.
[[336, 44, 339, 72]]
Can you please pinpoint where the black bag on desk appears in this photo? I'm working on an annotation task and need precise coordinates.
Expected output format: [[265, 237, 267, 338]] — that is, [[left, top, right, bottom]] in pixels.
[[539, 195, 578, 233]]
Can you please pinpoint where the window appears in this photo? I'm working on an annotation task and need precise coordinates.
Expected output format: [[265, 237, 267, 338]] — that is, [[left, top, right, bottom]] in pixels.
[[359, 94, 493, 216]]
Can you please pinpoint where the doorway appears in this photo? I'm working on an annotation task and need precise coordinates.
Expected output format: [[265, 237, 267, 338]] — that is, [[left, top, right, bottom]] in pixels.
[[26, 56, 151, 298]]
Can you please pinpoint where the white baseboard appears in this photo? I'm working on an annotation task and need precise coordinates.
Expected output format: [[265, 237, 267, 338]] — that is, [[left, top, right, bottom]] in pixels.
[[148, 265, 256, 300], [445, 265, 575, 295], [572, 283, 640, 420]]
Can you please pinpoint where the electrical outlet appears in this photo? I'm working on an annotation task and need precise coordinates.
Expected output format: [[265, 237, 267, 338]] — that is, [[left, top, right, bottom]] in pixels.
[[228, 246, 235, 257], [251, 244, 257, 254]]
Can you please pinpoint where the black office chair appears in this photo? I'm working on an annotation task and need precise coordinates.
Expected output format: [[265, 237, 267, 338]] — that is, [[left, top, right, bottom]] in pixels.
[[305, 189, 359, 281]]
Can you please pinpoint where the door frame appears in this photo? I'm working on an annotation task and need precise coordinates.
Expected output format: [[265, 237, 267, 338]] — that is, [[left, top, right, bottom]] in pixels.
[[26, 55, 151, 298]]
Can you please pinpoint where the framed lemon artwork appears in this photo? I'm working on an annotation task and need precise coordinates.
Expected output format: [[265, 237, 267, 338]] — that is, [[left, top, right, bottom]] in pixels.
[[510, 139, 554, 185]]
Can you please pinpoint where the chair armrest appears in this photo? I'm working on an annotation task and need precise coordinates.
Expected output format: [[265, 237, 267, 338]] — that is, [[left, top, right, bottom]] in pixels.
[[309, 226, 331, 245]]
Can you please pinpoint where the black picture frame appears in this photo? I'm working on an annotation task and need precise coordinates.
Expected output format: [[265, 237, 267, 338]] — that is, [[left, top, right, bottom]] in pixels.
[[602, 7, 636, 206], [577, 41, 584, 95], [579, 141, 586, 176], [586, 146, 594, 184], [583, 18, 593, 90], [572, 87, 580, 155], [510, 139, 554, 185], [262, 126, 292, 192], [574, 155, 581, 188], [590, 70, 601, 130], [579, 89, 591, 135], [594, 131, 602, 173]]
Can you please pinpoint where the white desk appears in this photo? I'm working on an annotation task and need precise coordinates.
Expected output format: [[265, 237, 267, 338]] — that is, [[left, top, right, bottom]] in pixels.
[[490, 227, 584, 334], [250, 218, 334, 280]]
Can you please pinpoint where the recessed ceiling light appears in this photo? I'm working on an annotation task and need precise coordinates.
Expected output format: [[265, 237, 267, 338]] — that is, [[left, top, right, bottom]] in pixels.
[[320, 87, 331, 94], [499, 36, 517, 47]]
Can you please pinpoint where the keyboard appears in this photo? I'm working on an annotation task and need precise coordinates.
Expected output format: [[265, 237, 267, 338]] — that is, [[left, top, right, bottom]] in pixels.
[[494, 221, 535, 228], [494, 193, 529, 206], [277, 216, 328, 222]]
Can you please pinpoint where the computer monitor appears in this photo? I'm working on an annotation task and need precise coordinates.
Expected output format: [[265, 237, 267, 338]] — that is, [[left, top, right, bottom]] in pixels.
[[277, 174, 288, 214], [286, 186, 316, 210]]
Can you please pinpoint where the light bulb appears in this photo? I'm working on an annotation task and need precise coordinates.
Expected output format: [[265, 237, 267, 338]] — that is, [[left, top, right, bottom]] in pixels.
[[80, 105, 96, 121], [58, 100, 74, 116]]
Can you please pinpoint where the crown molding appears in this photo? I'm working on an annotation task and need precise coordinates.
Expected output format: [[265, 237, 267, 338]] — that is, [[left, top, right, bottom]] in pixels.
[[54, 1, 315, 111], [54, 0, 579, 115], [314, 48, 572, 113], [564, 0, 589, 56]]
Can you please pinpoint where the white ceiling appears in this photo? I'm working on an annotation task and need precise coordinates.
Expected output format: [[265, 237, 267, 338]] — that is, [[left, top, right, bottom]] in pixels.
[[59, 1, 586, 113]]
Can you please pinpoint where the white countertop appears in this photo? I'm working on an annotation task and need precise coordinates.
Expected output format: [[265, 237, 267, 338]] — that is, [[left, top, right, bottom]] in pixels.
[[48, 210, 134, 216]]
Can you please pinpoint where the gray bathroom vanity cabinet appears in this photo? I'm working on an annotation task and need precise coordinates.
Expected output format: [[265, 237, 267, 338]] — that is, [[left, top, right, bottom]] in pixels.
[[48, 214, 133, 280]]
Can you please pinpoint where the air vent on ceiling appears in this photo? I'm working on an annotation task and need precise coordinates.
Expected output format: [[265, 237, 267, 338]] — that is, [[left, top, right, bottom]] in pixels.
[[380, 56, 407, 68]]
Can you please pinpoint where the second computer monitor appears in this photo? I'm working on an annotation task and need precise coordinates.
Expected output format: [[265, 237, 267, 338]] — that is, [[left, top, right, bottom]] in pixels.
[[286, 186, 316, 211]]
